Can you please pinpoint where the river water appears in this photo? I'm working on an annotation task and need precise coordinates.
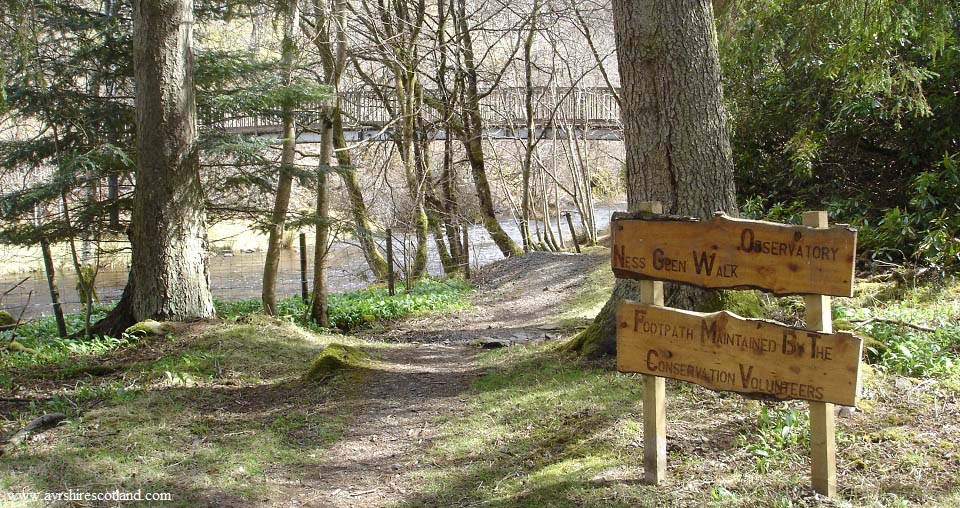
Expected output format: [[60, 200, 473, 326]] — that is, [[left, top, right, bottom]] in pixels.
[[0, 204, 625, 320]]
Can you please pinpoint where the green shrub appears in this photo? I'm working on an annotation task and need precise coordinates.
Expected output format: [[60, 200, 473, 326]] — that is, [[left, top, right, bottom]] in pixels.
[[741, 405, 809, 473], [858, 153, 960, 272], [861, 322, 960, 378]]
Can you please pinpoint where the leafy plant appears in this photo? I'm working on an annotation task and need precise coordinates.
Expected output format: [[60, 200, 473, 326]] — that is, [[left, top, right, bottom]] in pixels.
[[741, 405, 809, 473], [216, 278, 471, 331], [861, 322, 960, 377]]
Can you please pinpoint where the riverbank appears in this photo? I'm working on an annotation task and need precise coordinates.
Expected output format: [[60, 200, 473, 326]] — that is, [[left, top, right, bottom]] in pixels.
[[5, 249, 956, 506]]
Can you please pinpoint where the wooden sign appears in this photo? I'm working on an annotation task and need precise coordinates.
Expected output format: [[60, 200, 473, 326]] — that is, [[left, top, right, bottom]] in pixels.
[[611, 213, 857, 297], [616, 302, 862, 406]]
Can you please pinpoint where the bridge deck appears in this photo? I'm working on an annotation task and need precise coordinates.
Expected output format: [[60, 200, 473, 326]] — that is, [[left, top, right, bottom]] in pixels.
[[207, 87, 623, 141]]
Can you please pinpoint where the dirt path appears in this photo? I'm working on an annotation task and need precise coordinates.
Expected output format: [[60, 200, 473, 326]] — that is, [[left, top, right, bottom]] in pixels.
[[292, 251, 607, 507], [286, 343, 477, 507]]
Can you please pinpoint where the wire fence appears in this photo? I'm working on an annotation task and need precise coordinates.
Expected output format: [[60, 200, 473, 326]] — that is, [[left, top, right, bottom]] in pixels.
[[0, 247, 373, 322]]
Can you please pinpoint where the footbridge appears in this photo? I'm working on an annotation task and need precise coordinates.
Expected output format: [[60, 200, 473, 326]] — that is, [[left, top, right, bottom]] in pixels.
[[206, 87, 622, 142]]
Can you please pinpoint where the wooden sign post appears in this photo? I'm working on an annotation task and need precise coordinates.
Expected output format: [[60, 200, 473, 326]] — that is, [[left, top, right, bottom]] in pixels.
[[804, 211, 837, 497], [613, 203, 860, 497], [637, 202, 666, 485]]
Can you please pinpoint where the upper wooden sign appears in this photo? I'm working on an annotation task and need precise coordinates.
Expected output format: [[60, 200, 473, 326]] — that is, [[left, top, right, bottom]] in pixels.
[[616, 302, 863, 406], [611, 212, 857, 297]]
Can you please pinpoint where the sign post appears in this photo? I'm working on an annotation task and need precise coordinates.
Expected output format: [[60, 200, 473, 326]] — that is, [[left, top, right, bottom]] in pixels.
[[804, 211, 837, 497], [612, 204, 860, 497], [637, 202, 665, 485]]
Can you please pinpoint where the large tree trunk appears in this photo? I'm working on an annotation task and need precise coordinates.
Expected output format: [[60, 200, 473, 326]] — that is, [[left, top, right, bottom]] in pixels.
[[92, 0, 214, 336], [262, 0, 300, 315], [566, 0, 737, 357]]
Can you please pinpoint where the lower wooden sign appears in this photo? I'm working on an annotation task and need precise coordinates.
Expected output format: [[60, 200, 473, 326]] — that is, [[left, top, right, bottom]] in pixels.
[[616, 302, 863, 406]]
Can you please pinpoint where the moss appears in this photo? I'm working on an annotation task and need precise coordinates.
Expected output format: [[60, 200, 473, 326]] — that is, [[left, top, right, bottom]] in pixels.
[[76, 265, 100, 304], [302, 343, 369, 383], [699, 289, 768, 318], [0, 310, 15, 327], [124, 319, 169, 337], [862, 334, 890, 359], [7, 340, 37, 354]]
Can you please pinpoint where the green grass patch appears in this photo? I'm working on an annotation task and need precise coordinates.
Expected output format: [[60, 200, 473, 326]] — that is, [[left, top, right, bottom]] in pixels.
[[556, 247, 614, 327], [1, 318, 360, 506], [402, 340, 960, 507], [215, 278, 472, 331], [398, 343, 663, 507], [0, 305, 122, 367]]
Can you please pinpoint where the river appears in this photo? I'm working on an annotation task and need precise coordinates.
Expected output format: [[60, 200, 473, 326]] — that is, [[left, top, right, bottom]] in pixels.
[[0, 204, 625, 320]]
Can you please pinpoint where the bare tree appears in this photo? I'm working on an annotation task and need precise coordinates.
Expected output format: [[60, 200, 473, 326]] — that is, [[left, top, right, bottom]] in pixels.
[[262, 0, 302, 315]]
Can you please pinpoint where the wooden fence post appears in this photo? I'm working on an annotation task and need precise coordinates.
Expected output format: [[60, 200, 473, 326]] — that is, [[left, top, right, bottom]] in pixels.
[[386, 228, 395, 296], [299, 232, 308, 302], [462, 226, 471, 280], [564, 212, 581, 253], [638, 201, 666, 485], [803, 211, 837, 498]]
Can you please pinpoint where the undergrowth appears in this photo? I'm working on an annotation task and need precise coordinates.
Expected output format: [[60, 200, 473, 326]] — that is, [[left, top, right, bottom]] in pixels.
[[215, 278, 471, 331]]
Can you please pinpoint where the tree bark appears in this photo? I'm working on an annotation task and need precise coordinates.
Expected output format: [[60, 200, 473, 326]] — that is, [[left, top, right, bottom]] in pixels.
[[305, 0, 389, 281], [262, 0, 301, 316], [454, 0, 522, 258], [331, 107, 390, 280], [310, 120, 332, 327], [39, 237, 67, 338], [566, 0, 737, 356], [93, 0, 214, 336]]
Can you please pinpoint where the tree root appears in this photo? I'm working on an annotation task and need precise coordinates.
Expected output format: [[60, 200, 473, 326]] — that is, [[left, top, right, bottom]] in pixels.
[[1, 413, 68, 454]]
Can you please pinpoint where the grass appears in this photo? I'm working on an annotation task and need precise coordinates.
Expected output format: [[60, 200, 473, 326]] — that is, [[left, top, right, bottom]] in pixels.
[[556, 246, 615, 327], [399, 337, 960, 507], [0, 316, 370, 506], [0, 278, 472, 506], [393, 275, 960, 508]]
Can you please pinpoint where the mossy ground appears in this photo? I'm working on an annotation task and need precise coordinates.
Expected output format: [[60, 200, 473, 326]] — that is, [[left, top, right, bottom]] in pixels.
[[0, 317, 372, 506], [303, 343, 370, 383]]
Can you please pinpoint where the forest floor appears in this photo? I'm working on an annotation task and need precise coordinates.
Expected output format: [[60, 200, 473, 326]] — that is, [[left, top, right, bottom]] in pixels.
[[2, 247, 960, 507]]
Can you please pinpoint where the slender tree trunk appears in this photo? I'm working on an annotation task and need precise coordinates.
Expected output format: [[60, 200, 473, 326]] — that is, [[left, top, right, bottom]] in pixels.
[[310, 120, 332, 326], [441, 134, 464, 270], [566, 0, 737, 356], [40, 237, 67, 338], [331, 108, 389, 279], [414, 114, 457, 276], [520, 0, 539, 252], [307, 0, 389, 280], [93, 0, 214, 336], [455, 0, 521, 258], [395, 75, 429, 279], [262, 0, 301, 315]]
